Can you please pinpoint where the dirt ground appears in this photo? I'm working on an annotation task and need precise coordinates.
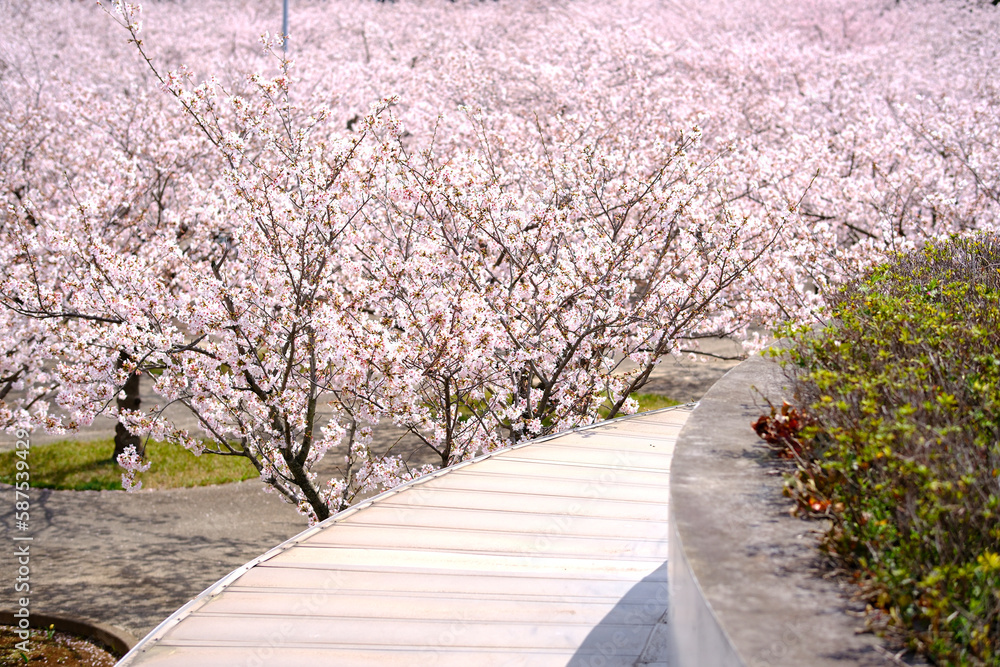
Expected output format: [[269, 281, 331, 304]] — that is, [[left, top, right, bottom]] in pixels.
[[0, 341, 744, 641]]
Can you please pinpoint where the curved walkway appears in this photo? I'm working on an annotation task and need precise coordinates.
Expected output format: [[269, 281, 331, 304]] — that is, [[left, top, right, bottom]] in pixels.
[[119, 406, 691, 667]]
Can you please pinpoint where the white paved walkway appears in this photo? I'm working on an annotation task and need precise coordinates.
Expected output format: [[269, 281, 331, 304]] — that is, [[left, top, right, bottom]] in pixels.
[[119, 406, 690, 667]]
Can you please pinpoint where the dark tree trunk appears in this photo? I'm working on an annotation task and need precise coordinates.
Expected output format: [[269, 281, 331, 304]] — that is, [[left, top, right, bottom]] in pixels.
[[113, 354, 143, 462]]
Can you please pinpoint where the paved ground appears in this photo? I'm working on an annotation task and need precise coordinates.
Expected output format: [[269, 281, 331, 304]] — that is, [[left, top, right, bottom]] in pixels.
[[121, 408, 692, 666], [0, 343, 741, 644]]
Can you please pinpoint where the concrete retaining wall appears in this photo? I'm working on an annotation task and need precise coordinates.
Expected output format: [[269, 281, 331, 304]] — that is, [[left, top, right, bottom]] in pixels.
[[666, 353, 893, 666]]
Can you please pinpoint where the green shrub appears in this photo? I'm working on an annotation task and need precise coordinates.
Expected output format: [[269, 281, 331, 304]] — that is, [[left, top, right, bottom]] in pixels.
[[759, 234, 1000, 665]]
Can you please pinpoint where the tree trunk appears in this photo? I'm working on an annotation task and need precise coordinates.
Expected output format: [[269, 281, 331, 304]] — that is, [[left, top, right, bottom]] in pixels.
[[113, 354, 143, 462]]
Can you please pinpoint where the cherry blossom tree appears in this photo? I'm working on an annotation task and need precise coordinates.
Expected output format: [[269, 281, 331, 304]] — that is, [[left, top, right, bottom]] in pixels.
[[1, 0, 998, 522], [0, 28, 223, 460]]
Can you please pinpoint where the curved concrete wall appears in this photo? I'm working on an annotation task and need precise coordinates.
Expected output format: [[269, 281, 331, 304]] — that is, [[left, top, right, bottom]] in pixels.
[[667, 354, 893, 667]]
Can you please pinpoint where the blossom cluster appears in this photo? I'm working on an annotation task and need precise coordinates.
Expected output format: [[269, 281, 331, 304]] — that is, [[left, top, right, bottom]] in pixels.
[[0, 0, 996, 522]]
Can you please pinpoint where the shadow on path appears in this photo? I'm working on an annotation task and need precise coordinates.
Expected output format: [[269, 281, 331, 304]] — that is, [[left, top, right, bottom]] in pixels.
[[570, 563, 670, 667]]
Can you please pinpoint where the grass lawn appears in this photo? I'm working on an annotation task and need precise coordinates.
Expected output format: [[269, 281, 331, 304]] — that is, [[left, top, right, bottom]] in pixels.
[[0, 392, 681, 491], [0, 438, 258, 491], [598, 392, 682, 419], [632, 393, 683, 413]]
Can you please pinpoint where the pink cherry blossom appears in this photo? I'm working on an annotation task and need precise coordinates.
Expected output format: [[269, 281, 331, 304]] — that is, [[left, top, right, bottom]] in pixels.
[[0, 0, 996, 522]]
